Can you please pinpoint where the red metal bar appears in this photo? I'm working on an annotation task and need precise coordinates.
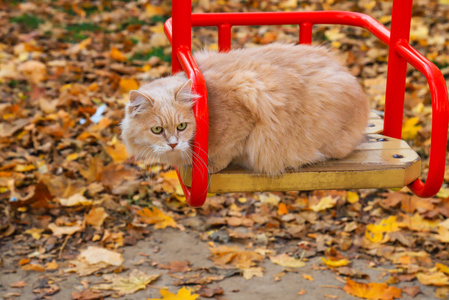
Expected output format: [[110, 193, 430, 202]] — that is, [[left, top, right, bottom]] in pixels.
[[176, 48, 210, 207], [299, 22, 313, 44], [396, 41, 449, 197], [171, 0, 192, 73], [383, 0, 413, 138], [190, 11, 391, 45], [218, 24, 232, 52]]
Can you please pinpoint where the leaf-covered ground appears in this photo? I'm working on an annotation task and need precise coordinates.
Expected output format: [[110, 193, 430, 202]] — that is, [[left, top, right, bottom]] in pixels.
[[1, 0, 449, 299]]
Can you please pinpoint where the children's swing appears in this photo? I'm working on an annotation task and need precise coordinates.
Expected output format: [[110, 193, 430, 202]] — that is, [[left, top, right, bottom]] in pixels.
[[163, 0, 449, 207]]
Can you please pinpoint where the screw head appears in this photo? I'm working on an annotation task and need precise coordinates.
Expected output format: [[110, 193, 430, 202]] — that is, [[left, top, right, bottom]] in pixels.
[[393, 154, 404, 159]]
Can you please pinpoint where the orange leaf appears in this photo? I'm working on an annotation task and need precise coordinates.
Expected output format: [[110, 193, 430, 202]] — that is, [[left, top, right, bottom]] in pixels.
[[209, 245, 264, 269], [137, 207, 177, 229], [110, 47, 127, 61], [19, 258, 30, 266], [85, 207, 109, 227], [277, 203, 289, 215], [343, 279, 401, 300], [119, 78, 139, 92], [22, 264, 45, 272]]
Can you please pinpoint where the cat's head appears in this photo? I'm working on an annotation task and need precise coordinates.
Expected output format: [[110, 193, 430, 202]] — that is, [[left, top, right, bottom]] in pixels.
[[121, 73, 196, 167]]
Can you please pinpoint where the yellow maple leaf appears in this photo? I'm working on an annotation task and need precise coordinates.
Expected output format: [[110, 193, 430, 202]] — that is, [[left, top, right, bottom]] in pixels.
[[343, 279, 402, 299], [150, 287, 199, 300], [322, 258, 350, 268], [137, 207, 177, 229], [365, 216, 400, 243], [401, 117, 422, 140]]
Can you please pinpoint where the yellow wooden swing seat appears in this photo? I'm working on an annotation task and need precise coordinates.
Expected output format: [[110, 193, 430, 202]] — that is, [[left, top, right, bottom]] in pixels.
[[179, 112, 421, 193]]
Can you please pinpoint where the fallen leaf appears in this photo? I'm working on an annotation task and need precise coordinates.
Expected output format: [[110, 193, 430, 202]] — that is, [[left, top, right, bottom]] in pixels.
[[402, 117, 422, 140], [343, 279, 402, 299], [85, 207, 109, 228], [270, 253, 306, 268], [45, 261, 59, 270], [18, 60, 46, 84], [322, 258, 350, 268], [278, 202, 289, 215], [24, 228, 44, 240], [58, 193, 93, 206], [119, 78, 139, 93], [93, 269, 160, 296], [10, 281, 27, 288], [398, 213, 439, 232], [302, 274, 314, 281], [158, 260, 191, 273], [209, 245, 264, 269], [137, 207, 177, 229], [48, 221, 84, 236], [150, 287, 199, 300], [79, 246, 124, 266], [22, 264, 45, 272], [309, 195, 337, 212], [347, 191, 359, 204], [110, 47, 127, 61], [417, 272, 449, 286], [402, 286, 421, 297], [243, 267, 264, 280]]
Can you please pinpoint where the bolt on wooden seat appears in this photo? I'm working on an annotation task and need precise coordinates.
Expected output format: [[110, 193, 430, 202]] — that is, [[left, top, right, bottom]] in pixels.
[[179, 114, 421, 194]]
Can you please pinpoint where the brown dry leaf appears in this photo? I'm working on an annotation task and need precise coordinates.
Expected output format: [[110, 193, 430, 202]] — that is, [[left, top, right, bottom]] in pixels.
[[137, 207, 177, 229], [269, 253, 306, 268], [58, 193, 93, 206], [158, 260, 191, 273], [209, 245, 264, 269], [65, 260, 111, 277], [92, 269, 160, 296], [10, 281, 27, 288], [72, 289, 110, 300], [18, 60, 46, 84], [85, 207, 109, 228], [402, 286, 421, 298], [398, 213, 439, 232], [343, 279, 402, 299], [79, 246, 124, 266], [243, 267, 264, 280], [48, 221, 84, 236], [45, 261, 59, 270]]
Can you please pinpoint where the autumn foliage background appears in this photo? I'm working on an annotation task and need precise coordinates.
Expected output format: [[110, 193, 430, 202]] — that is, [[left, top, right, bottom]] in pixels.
[[1, 0, 449, 299]]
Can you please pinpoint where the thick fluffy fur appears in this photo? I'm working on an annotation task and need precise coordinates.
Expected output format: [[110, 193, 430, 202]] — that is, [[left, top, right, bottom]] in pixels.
[[121, 43, 370, 175]]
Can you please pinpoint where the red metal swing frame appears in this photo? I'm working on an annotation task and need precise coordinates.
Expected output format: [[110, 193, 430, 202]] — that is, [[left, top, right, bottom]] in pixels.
[[164, 0, 449, 207]]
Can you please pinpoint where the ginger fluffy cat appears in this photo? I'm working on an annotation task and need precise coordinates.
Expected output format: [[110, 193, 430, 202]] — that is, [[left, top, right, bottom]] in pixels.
[[121, 43, 370, 175]]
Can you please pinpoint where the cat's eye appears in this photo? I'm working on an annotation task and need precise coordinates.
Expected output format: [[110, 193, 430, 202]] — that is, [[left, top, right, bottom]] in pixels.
[[177, 122, 187, 131], [151, 126, 163, 134]]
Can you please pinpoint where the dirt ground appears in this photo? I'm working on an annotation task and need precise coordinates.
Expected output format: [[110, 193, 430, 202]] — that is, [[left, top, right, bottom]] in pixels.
[[0, 228, 437, 299]]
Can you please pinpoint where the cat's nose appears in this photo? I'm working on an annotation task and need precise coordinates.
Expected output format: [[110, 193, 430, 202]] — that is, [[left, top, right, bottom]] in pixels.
[[168, 143, 178, 149]]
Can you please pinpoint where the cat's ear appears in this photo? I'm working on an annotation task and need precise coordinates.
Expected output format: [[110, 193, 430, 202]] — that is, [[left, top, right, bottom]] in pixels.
[[175, 79, 194, 104], [129, 90, 154, 105], [127, 90, 153, 117]]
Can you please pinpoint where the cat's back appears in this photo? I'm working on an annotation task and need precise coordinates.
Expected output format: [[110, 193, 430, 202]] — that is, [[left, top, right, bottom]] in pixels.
[[193, 43, 343, 75]]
